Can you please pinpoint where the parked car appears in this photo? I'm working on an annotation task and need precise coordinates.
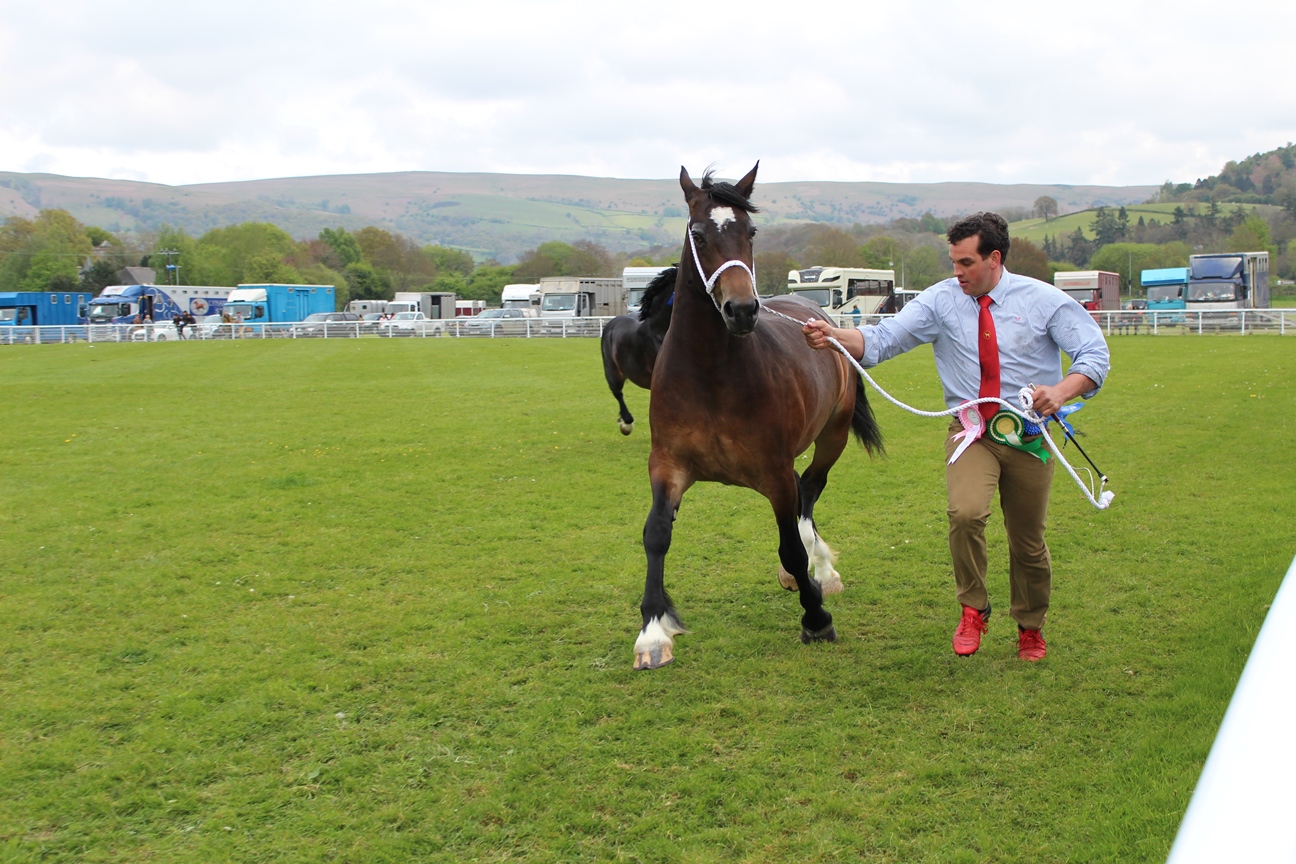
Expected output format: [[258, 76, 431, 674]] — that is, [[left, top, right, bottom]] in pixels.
[[462, 307, 530, 336], [292, 311, 361, 337], [130, 321, 180, 341], [197, 314, 227, 338], [377, 311, 445, 337], [360, 312, 385, 333]]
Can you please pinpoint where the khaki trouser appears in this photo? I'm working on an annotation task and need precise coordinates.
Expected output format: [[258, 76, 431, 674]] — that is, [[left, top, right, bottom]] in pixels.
[[944, 419, 1055, 630]]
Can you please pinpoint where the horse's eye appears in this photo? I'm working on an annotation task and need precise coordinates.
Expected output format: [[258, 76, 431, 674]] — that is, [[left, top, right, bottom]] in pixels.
[[690, 227, 706, 245], [748, 226, 758, 240]]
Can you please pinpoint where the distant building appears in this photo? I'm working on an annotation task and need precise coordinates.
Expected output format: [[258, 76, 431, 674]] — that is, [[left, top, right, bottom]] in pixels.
[[117, 266, 156, 285]]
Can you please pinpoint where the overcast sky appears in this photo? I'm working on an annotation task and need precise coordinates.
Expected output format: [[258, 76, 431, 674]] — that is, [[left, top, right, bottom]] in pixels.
[[1, 0, 1292, 189]]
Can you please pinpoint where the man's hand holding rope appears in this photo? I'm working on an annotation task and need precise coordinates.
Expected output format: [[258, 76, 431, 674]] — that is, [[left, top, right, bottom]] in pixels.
[[802, 318, 861, 358]]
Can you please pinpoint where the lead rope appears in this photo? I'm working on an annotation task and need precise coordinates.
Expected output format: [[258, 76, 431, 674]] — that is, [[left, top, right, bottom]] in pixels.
[[763, 306, 1114, 511]]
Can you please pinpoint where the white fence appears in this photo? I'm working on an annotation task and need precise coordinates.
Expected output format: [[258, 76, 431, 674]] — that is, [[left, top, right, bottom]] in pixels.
[[830, 308, 1295, 336], [2, 309, 1293, 346], [0, 317, 611, 345]]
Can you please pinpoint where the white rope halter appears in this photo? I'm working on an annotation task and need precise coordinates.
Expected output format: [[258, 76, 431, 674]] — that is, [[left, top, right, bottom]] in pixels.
[[687, 225, 758, 313], [763, 305, 1115, 511]]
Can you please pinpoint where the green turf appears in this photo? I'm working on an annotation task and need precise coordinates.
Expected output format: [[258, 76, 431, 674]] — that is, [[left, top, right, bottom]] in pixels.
[[1, 336, 1292, 862]]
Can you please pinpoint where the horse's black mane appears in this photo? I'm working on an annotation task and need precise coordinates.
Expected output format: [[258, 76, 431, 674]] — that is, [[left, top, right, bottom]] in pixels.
[[638, 265, 678, 322], [700, 169, 759, 214]]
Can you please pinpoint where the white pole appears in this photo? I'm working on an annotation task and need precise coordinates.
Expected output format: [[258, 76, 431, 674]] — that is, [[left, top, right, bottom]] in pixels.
[[1166, 555, 1296, 863]]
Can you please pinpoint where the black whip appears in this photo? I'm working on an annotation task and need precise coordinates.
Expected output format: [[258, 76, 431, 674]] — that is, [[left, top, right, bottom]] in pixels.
[[1052, 414, 1107, 484]]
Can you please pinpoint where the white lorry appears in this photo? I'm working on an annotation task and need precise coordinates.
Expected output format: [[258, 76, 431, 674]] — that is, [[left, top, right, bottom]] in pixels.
[[1053, 271, 1120, 312], [786, 266, 897, 314], [622, 266, 674, 315], [385, 291, 457, 320], [500, 284, 541, 317], [537, 276, 625, 319]]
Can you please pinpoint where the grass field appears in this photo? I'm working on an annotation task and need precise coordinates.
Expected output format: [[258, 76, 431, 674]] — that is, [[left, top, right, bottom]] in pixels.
[[1, 336, 1293, 862]]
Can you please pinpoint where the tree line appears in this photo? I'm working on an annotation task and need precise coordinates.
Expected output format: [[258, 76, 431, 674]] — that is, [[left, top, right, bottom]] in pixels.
[[5, 164, 1289, 308], [0, 207, 967, 304]]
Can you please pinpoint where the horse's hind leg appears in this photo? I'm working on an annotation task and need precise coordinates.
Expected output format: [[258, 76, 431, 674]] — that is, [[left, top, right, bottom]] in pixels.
[[778, 422, 850, 595], [767, 471, 835, 643], [614, 388, 635, 435], [600, 339, 636, 435]]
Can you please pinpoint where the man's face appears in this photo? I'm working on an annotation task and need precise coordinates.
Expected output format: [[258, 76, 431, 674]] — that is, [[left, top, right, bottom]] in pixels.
[[948, 236, 1002, 297]]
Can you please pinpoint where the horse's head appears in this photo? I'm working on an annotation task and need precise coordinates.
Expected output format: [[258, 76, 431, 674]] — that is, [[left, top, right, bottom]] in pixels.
[[680, 163, 760, 336]]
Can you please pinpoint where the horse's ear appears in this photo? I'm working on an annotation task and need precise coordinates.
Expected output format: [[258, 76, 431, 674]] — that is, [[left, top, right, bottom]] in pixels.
[[680, 166, 699, 201], [735, 161, 759, 200]]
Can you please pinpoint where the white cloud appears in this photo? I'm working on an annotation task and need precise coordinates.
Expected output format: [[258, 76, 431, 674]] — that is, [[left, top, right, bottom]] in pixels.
[[1, 0, 1294, 186]]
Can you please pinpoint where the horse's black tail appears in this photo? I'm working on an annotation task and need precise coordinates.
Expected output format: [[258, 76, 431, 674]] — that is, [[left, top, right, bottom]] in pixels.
[[850, 373, 884, 456]]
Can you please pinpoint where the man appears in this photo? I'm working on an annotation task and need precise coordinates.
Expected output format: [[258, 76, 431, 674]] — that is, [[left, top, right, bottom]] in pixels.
[[802, 212, 1109, 661]]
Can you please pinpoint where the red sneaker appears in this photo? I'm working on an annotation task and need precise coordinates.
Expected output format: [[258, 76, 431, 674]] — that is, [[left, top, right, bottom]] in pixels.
[[952, 605, 989, 656], [1018, 627, 1047, 661]]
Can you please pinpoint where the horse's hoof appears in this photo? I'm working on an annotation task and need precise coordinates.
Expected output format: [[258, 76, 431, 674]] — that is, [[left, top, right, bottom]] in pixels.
[[800, 623, 837, 644], [819, 570, 843, 595], [633, 643, 674, 669], [778, 566, 798, 591], [619, 421, 634, 436]]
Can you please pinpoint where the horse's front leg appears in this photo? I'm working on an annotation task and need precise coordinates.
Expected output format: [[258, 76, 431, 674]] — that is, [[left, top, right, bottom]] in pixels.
[[769, 472, 836, 643], [636, 469, 690, 670]]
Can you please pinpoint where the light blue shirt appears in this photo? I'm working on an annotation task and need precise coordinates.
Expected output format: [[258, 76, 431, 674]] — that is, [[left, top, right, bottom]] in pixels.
[[858, 268, 1110, 409]]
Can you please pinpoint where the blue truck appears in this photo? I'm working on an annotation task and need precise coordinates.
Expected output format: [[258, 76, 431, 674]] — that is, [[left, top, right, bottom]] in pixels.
[[0, 291, 91, 326], [0, 291, 92, 341], [86, 283, 236, 323], [222, 283, 336, 325], [1141, 267, 1189, 313]]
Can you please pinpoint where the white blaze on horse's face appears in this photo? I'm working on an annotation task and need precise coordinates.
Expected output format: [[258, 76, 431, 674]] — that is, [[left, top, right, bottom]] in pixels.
[[709, 207, 736, 230]]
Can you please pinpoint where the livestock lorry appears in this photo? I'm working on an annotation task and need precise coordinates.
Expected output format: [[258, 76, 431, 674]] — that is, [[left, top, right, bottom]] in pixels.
[[86, 283, 235, 323], [223, 283, 336, 325], [0, 291, 92, 341], [386, 291, 457, 321], [622, 266, 674, 315], [537, 277, 624, 319], [1141, 267, 1188, 313], [1053, 270, 1120, 311], [1186, 252, 1269, 311], [0, 291, 91, 327], [786, 266, 897, 315], [500, 284, 540, 316]]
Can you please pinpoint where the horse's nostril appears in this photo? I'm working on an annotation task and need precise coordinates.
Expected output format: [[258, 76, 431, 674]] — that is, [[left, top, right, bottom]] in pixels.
[[722, 301, 734, 317]]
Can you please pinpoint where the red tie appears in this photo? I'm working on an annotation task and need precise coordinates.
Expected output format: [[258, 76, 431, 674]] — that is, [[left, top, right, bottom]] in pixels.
[[976, 294, 1000, 423]]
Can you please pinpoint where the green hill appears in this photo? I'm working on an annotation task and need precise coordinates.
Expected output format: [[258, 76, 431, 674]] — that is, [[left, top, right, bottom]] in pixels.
[[1010, 202, 1267, 246], [0, 170, 1156, 262]]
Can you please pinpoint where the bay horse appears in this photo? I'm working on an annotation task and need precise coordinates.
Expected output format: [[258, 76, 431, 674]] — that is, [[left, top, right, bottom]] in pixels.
[[599, 266, 677, 434], [634, 163, 883, 670]]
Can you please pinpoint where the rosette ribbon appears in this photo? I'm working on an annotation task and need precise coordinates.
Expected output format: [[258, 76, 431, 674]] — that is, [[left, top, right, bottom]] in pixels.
[[1023, 402, 1083, 437], [946, 402, 985, 465], [989, 410, 1050, 463]]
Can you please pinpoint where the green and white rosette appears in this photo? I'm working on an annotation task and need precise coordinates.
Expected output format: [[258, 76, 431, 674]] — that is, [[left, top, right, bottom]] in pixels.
[[988, 410, 1050, 463]]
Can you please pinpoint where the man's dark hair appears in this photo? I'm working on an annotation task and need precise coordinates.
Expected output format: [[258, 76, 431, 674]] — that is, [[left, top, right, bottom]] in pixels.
[[947, 212, 1010, 264]]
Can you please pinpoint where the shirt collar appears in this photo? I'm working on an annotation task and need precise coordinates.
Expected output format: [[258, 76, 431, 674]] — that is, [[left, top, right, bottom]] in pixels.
[[982, 267, 1012, 305]]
